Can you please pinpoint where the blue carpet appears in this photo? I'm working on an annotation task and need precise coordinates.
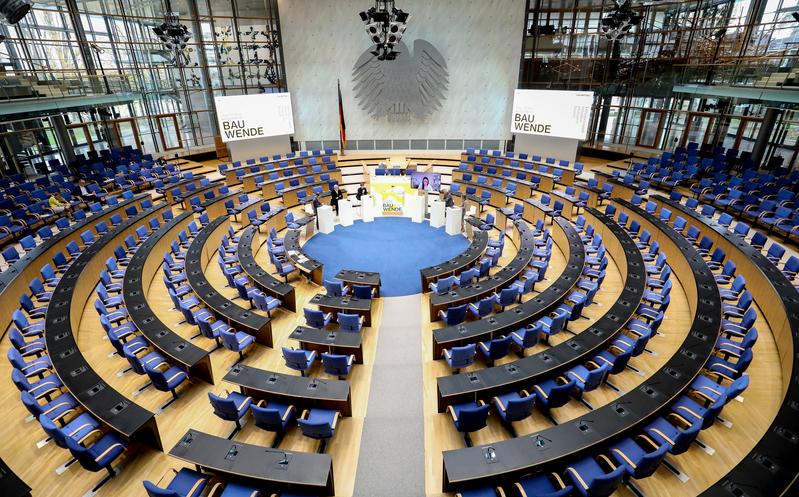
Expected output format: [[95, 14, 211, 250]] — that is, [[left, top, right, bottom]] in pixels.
[[302, 217, 470, 296]]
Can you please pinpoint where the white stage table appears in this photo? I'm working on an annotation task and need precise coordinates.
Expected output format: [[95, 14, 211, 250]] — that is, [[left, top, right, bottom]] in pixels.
[[339, 199, 354, 227], [445, 206, 463, 236], [430, 200, 445, 228], [317, 205, 334, 234]]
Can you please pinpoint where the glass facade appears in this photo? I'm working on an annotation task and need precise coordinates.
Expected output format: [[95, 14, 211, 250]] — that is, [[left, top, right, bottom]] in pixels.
[[0, 0, 796, 171], [520, 0, 799, 167], [0, 0, 285, 173]]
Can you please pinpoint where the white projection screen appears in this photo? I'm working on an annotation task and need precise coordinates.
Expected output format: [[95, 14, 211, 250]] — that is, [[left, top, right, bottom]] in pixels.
[[214, 93, 295, 143], [511, 89, 595, 140]]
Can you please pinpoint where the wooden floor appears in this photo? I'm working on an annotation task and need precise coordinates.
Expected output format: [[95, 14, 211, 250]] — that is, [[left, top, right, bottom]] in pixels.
[[0, 198, 383, 497], [0, 154, 786, 497]]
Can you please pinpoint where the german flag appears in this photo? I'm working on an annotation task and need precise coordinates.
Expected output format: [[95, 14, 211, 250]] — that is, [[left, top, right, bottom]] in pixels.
[[337, 79, 347, 156]]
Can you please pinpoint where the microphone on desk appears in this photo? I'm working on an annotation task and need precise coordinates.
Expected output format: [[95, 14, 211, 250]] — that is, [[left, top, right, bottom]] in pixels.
[[265, 448, 290, 466]]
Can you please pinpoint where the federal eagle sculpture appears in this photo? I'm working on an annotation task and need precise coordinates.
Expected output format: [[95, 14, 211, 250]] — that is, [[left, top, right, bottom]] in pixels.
[[352, 40, 448, 122]]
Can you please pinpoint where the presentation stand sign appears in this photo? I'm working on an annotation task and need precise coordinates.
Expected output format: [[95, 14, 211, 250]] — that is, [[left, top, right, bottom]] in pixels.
[[214, 93, 295, 142], [371, 176, 414, 216], [510, 89, 594, 140]]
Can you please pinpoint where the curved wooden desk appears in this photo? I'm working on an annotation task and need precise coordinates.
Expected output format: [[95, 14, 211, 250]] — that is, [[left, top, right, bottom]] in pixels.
[[650, 195, 799, 497], [429, 220, 535, 321], [441, 199, 721, 492], [0, 195, 149, 336], [284, 229, 324, 285], [237, 224, 296, 313], [432, 215, 584, 368], [421, 218, 488, 291], [170, 430, 334, 496], [123, 211, 214, 384], [224, 364, 352, 417], [436, 207, 646, 411], [45, 202, 167, 450], [186, 216, 272, 346]]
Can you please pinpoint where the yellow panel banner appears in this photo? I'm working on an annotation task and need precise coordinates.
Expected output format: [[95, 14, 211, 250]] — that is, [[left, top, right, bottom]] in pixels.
[[371, 176, 414, 216]]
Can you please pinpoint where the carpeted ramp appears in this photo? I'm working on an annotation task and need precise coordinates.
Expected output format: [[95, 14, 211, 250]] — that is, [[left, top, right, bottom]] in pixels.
[[352, 294, 425, 497]]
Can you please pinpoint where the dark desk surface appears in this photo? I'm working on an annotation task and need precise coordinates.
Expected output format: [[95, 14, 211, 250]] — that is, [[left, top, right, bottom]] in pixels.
[[653, 195, 799, 497], [430, 220, 535, 311], [436, 208, 646, 411], [432, 217, 584, 358], [123, 211, 213, 380], [289, 326, 364, 363], [525, 198, 554, 214], [224, 364, 352, 416], [200, 190, 240, 210], [232, 197, 262, 213], [438, 200, 721, 492], [170, 430, 334, 496], [46, 203, 159, 447], [0, 457, 31, 497], [421, 218, 488, 285], [186, 216, 272, 346], [237, 224, 296, 312], [284, 229, 323, 275], [335, 269, 381, 288], [311, 293, 372, 313]]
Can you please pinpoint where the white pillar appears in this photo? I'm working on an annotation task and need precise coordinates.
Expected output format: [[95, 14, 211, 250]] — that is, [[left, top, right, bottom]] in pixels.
[[446, 206, 463, 235], [339, 199, 354, 227], [361, 194, 375, 222], [317, 205, 335, 234], [430, 200, 446, 228]]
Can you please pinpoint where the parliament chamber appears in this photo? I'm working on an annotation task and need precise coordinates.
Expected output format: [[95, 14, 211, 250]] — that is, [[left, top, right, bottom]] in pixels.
[[0, 1, 798, 497]]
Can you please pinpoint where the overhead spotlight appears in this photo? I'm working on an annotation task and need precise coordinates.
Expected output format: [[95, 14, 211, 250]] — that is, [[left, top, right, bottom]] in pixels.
[[0, 0, 32, 24], [357, 1, 410, 61], [152, 11, 192, 66], [601, 0, 642, 41]]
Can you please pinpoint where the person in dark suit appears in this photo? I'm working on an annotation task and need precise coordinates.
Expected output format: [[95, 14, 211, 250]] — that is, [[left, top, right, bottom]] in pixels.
[[330, 184, 343, 215], [355, 183, 368, 201], [311, 193, 322, 228], [442, 188, 455, 208]]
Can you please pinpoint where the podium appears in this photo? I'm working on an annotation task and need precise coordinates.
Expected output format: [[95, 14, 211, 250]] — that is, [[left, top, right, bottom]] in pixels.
[[317, 205, 334, 234], [361, 194, 375, 222], [409, 194, 424, 223], [339, 199, 354, 227], [445, 206, 463, 236], [430, 200, 445, 228]]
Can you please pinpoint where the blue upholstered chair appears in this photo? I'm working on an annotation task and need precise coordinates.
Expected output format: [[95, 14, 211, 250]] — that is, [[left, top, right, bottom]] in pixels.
[[448, 401, 490, 446], [337, 312, 364, 332], [513, 473, 573, 497], [304, 308, 332, 328], [64, 432, 126, 493], [443, 344, 476, 373], [429, 275, 457, 295], [144, 361, 188, 409], [492, 390, 536, 428], [477, 335, 512, 366], [251, 400, 296, 445], [281, 347, 317, 376], [143, 468, 209, 497], [324, 279, 349, 297], [565, 455, 627, 497], [439, 303, 468, 325], [208, 391, 252, 437], [533, 376, 576, 410], [298, 408, 340, 453], [321, 353, 355, 379]]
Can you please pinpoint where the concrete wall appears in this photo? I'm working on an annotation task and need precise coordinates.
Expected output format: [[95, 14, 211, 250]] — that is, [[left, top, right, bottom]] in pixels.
[[278, 0, 525, 146]]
